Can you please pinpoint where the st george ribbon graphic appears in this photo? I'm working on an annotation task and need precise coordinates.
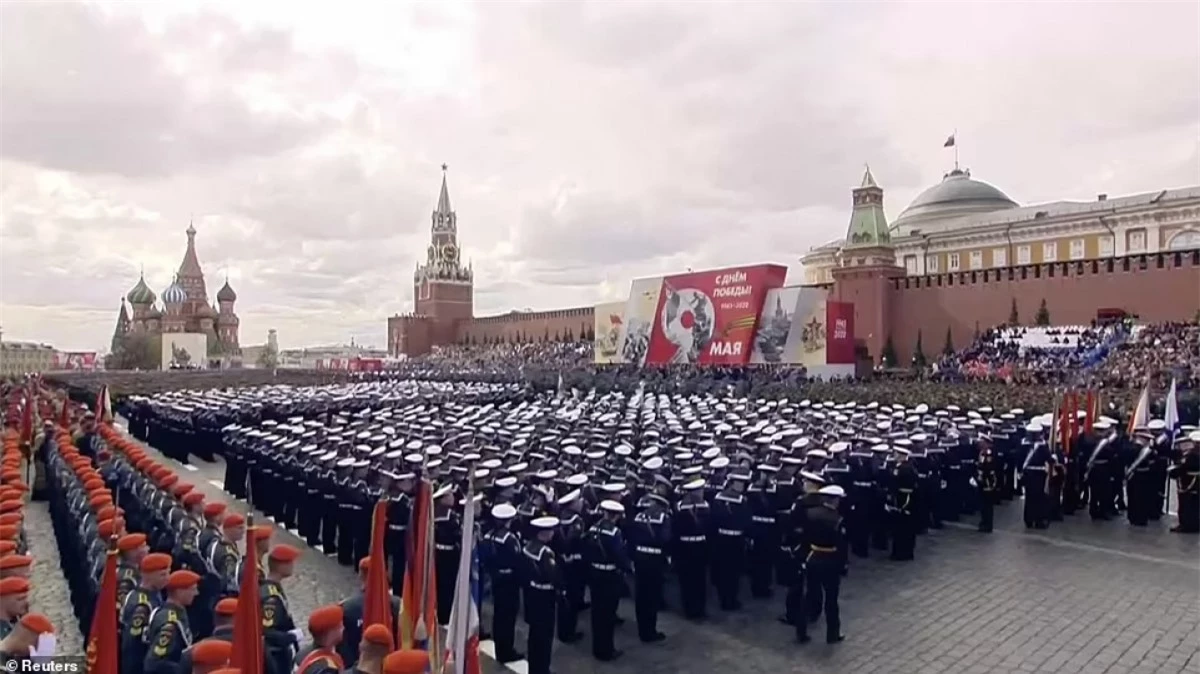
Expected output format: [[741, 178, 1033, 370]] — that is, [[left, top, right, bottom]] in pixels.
[[644, 264, 787, 366]]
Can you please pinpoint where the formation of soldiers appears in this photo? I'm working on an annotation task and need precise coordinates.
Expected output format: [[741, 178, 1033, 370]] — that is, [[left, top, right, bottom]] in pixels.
[[97, 381, 1200, 670], [2, 369, 1196, 672]]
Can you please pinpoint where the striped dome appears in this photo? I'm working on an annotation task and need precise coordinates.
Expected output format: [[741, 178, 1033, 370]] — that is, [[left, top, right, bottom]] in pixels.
[[162, 278, 187, 305], [126, 274, 157, 305]]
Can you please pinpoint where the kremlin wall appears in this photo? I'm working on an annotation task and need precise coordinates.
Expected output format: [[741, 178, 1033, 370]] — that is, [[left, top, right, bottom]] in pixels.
[[389, 164, 1200, 368]]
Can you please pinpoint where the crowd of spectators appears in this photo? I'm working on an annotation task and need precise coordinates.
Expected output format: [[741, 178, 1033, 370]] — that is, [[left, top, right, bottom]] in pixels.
[[417, 340, 594, 370], [931, 324, 1125, 385], [1098, 322, 1200, 391]]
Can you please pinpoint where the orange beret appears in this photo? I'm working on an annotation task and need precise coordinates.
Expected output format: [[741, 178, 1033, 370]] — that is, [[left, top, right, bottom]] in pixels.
[[203, 503, 226, 518], [182, 492, 205, 507], [222, 514, 245, 529], [18, 613, 53, 635], [0, 525, 18, 540], [172, 483, 194, 498], [0, 541, 16, 555], [0, 500, 22, 514], [214, 598, 238, 616], [0, 489, 16, 501], [140, 553, 172, 573], [88, 494, 113, 510], [268, 544, 300, 563], [0, 513, 22, 526], [307, 605, 344, 634], [134, 458, 152, 471], [358, 557, 371, 572], [118, 533, 147, 552], [363, 624, 393, 647], [0, 577, 30, 594], [165, 570, 200, 590], [250, 525, 272, 542], [190, 639, 233, 666], [95, 505, 117, 522], [0, 554, 31, 570], [98, 519, 125, 539], [210, 670, 241, 674], [82, 478, 105, 491], [3, 482, 26, 494], [382, 650, 429, 674], [159, 474, 179, 489]]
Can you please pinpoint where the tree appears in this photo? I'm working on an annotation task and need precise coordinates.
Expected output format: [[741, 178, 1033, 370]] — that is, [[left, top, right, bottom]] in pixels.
[[554, 330, 562, 342], [973, 321, 981, 342], [543, 327, 550, 342], [106, 332, 160, 371], [565, 327, 575, 342], [942, 326, 955, 356], [912, 329, 927, 369], [880, 334, 898, 367], [584, 324, 595, 341], [1008, 297, 1020, 326], [1034, 298, 1051, 326]]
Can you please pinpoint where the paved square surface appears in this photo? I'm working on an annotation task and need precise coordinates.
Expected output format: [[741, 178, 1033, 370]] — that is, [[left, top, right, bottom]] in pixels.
[[90, 434, 1198, 674]]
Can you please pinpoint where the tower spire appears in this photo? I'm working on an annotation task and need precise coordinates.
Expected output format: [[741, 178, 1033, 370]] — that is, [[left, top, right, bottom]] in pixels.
[[437, 163, 452, 215]]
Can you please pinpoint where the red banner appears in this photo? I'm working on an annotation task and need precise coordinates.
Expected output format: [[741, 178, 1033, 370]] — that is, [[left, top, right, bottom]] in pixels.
[[53, 352, 98, 370], [644, 264, 787, 366], [825, 302, 855, 365]]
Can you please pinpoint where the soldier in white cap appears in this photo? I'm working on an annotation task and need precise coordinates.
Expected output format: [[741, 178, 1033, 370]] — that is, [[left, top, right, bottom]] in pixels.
[[807, 485, 847, 645], [485, 503, 523, 663], [523, 516, 561, 674], [584, 499, 631, 661]]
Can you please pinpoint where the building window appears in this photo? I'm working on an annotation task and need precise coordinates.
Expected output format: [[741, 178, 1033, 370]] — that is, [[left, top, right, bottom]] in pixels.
[[1017, 244, 1031, 265], [947, 253, 961, 271], [992, 247, 1007, 267], [1069, 239, 1085, 260], [1128, 229, 1146, 252], [969, 251, 983, 270], [904, 255, 918, 274], [1043, 241, 1058, 262], [925, 255, 940, 273], [1099, 235, 1114, 257]]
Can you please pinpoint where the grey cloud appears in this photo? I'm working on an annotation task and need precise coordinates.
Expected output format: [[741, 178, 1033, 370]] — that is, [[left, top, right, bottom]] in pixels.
[[0, 3, 332, 178]]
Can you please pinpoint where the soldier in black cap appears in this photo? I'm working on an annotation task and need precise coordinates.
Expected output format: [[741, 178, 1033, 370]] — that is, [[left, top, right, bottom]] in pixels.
[[806, 485, 847, 645], [976, 436, 999, 533], [554, 482, 588, 643], [889, 448, 918, 561]]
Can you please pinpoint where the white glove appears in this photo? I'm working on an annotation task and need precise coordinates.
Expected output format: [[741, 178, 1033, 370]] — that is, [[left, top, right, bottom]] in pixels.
[[969, 478, 978, 488], [288, 628, 305, 644], [33, 633, 57, 657]]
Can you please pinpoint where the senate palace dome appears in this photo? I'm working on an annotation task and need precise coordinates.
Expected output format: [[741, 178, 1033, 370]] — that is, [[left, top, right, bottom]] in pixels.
[[890, 168, 1019, 235]]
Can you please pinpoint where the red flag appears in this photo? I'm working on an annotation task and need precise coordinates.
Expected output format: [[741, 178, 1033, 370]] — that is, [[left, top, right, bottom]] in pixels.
[[400, 479, 438, 651], [364, 500, 394, 647], [1083, 389, 1096, 433], [231, 517, 264, 674], [84, 545, 119, 674], [59, 400, 71, 430], [1058, 393, 1071, 456], [1067, 390, 1079, 451]]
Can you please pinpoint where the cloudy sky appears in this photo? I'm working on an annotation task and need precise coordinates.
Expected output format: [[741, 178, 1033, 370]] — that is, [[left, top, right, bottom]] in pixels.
[[1, 1, 1196, 352]]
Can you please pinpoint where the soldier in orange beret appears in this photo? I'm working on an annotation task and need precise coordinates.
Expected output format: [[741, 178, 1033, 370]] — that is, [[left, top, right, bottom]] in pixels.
[[179, 637, 232, 674], [382, 650, 430, 674], [143, 570, 201, 672], [297, 605, 346, 674], [0, 554, 32, 580]]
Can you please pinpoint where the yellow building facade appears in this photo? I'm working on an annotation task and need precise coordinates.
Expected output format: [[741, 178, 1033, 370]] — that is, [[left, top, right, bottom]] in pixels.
[[801, 167, 1200, 284], [0, 341, 56, 377]]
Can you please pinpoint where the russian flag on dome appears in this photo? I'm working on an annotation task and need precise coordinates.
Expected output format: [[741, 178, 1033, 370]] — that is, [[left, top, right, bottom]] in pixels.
[[444, 480, 481, 674]]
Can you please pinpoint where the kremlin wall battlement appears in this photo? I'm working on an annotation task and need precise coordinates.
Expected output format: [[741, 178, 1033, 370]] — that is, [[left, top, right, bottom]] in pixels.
[[388, 166, 1200, 365]]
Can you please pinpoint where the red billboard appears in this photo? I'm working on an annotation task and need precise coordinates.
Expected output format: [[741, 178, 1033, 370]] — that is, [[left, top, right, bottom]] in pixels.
[[644, 264, 788, 365], [53, 352, 98, 370], [825, 301, 856, 365]]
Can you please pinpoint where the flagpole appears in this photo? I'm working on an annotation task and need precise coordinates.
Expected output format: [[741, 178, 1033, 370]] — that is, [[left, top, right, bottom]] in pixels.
[[953, 127, 959, 170]]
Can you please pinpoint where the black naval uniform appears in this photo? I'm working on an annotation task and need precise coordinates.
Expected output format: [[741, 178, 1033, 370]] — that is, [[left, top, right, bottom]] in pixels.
[[889, 460, 918, 561], [630, 497, 670, 642], [585, 515, 631, 660], [710, 487, 749, 610], [484, 521, 524, 663], [522, 536, 559, 674], [977, 445, 998, 533], [673, 492, 709, 620], [805, 504, 846, 644]]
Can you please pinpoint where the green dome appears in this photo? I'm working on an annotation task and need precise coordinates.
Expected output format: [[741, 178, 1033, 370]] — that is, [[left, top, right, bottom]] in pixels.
[[126, 274, 157, 305]]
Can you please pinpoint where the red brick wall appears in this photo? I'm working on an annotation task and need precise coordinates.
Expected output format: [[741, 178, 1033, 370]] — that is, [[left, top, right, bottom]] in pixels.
[[883, 251, 1200, 362], [458, 306, 594, 344]]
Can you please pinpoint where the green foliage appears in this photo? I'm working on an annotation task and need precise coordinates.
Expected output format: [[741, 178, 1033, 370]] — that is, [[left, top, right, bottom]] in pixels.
[[942, 326, 955, 356], [880, 334, 898, 367], [107, 332, 160, 370], [912, 329, 927, 369], [1034, 299, 1050, 326], [1008, 297, 1020, 326]]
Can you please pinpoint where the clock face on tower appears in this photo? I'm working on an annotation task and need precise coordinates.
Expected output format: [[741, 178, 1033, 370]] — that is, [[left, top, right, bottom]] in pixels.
[[441, 244, 458, 263]]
